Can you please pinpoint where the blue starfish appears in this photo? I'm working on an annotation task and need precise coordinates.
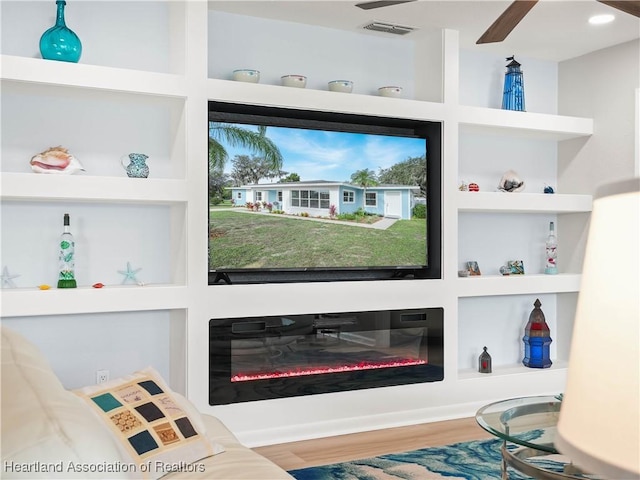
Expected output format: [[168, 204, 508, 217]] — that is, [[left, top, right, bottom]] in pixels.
[[118, 262, 142, 285], [1, 266, 20, 288]]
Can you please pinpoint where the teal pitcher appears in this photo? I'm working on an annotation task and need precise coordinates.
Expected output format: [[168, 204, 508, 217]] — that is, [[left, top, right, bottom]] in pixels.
[[121, 153, 150, 178]]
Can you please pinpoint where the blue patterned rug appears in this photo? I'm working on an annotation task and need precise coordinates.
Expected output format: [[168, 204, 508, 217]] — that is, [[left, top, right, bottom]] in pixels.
[[288, 437, 587, 480]]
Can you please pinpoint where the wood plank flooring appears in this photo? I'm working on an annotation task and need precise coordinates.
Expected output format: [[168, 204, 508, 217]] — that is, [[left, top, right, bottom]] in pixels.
[[253, 416, 493, 471]]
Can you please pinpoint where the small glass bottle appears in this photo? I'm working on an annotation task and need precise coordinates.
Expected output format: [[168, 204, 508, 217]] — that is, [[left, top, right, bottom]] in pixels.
[[39, 0, 82, 63], [545, 221, 558, 274], [57, 213, 77, 288]]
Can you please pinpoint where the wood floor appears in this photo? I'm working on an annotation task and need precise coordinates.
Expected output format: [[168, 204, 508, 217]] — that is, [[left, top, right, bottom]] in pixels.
[[253, 416, 493, 471]]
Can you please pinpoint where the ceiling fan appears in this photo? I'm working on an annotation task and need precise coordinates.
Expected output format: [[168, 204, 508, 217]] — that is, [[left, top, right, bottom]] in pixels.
[[355, 0, 640, 44], [476, 0, 640, 44]]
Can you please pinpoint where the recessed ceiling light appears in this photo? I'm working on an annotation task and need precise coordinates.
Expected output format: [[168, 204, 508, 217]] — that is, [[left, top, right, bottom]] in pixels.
[[589, 14, 615, 25]]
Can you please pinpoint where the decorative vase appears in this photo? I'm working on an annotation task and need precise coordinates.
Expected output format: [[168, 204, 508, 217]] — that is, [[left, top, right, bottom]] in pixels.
[[121, 153, 150, 178], [39, 0, 82, 63]]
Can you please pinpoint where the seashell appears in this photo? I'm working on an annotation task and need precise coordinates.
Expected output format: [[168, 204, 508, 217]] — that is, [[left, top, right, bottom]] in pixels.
[[497, 170, 525, 192], [30, 146, 85, 174]]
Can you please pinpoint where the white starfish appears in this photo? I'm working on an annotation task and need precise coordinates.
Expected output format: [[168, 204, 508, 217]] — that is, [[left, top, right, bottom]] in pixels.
[[1, 266, 20, 288], [118, 262, 142, 285]]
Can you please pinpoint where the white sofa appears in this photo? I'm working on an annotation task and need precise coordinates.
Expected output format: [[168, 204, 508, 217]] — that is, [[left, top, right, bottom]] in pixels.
[[0, 326, 293, 479]]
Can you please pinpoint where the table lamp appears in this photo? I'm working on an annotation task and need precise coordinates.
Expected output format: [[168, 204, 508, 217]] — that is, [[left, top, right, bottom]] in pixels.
[[556, 177, 639, 479]]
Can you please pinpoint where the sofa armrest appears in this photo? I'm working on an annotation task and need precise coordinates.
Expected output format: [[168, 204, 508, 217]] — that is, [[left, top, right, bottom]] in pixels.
[[163, 415, 293, 479]]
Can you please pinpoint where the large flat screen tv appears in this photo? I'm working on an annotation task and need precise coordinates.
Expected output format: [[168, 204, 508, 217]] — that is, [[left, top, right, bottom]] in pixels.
[[208, 101, 441, 285]]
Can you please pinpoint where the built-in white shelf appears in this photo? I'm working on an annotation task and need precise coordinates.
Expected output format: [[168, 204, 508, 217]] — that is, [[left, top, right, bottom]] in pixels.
[[0, 55, 187, 98], [206, 78, 447, 120], [457, 274, 581, 297], [458, 105, 594, 140], [457, 192, 592, 213], [0, 284, 189, 317], [458, 360, 568, 380], [0, 173, 188, 204]]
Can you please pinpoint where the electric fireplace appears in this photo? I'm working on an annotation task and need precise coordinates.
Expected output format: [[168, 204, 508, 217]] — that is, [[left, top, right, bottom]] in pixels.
[[209, 308, 444, 405]]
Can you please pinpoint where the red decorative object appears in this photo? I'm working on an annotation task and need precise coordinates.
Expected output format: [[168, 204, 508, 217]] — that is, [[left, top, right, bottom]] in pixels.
[[92, 282, 104, 288], [469, 183, 480, 192]]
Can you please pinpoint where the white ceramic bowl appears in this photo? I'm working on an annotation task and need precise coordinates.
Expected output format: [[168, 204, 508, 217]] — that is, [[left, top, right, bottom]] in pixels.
[[232, 69, 260, 83], [328, 80, 353, 93], [281, 75, 307, 88], [378, 86, 403, 98]]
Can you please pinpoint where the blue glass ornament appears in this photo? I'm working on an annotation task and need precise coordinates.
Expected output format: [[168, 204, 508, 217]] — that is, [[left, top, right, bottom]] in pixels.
[[502, 56, 525, 111], [523, 299, 552, 368], [39, 0, 82, 63]]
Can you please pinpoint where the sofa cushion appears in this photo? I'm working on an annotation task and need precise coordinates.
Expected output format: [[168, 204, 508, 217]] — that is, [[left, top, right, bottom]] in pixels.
[[74, 367, 224, 479], [1, 326, 128, 479]]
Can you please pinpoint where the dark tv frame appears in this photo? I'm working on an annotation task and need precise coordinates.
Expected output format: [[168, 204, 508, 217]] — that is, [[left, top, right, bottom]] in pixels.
[[208, 101, 442, 285]]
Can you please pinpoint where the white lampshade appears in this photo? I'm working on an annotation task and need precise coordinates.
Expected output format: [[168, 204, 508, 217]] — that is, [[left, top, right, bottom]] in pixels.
[[556, 178, 640, 479]]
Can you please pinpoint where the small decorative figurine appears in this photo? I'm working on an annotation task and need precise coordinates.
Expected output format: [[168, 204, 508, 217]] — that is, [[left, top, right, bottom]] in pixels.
[[1, 266, 20, 288], [468, 183, 480, 192], [118, 261, 142, 285], [458, 181, 468, 192], [523, 299, 552, 368], [508, 260, 525, 275], [502, 56, 525, 111], [38, 284, 51, 290], [92, 282, 105, 288], [30, 146, 84, 174], [544, 184, 555, 194], [478, 347, 492, 373], [497, 170, 525, 192], [467, 261, 481, 276]]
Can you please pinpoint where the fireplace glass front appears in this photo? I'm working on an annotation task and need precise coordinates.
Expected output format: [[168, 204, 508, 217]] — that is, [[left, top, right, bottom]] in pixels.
[[209, 308, 444, 405]]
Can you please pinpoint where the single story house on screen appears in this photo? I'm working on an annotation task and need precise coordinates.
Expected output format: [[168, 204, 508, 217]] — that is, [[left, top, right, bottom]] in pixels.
[[230, 180, 421, 220]]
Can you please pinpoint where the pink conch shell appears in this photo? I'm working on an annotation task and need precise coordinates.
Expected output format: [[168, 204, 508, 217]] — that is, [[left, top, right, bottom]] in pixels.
[[30, 146, 85, 174]]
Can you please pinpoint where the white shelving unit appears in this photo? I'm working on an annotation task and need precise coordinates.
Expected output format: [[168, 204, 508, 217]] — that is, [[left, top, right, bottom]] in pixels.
[[0, 1, 597, 446]]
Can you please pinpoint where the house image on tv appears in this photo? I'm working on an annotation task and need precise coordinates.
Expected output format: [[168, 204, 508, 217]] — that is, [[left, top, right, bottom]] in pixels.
[[230, 180, 421, 220]]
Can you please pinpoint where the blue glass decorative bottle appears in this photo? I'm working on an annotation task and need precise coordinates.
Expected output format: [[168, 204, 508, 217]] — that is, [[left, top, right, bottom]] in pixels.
[[40, 0, 82, 63], [502, 56, 525, 111], [523, 299, 552, 368]]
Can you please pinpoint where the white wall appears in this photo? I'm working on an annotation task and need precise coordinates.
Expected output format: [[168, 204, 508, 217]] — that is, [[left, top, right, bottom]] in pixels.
[[558, 39, 640, 273], [208, 11, 417, 98]]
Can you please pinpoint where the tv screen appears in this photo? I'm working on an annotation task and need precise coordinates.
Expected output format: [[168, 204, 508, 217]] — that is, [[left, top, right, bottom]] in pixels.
[[208, 102, 441, 284]]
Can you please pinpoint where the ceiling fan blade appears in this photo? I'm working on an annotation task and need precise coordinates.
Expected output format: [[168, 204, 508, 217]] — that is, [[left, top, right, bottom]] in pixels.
[[597, 0, 640, 17], [355, 0, 416, 10], [476, 0, 539, 44]]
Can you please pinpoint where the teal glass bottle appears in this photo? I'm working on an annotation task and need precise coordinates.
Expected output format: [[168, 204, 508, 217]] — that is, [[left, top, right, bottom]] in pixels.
[[39, 0, 82, 63]]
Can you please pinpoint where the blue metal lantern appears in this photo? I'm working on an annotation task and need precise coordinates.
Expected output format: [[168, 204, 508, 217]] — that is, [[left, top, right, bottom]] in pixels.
[[502, 56, 525, 111], [523, 299, 552, 368]]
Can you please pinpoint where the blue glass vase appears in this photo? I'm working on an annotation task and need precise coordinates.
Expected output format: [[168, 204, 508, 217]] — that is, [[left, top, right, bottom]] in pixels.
[[39, 0, 82, 63]]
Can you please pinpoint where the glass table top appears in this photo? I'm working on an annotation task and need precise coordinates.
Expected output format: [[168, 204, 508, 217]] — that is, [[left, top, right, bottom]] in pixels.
[[475, 395, 562, 454]]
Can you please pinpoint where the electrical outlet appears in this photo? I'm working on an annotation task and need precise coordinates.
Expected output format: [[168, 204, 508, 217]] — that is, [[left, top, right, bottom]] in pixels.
[[96, 369, 109, 384]]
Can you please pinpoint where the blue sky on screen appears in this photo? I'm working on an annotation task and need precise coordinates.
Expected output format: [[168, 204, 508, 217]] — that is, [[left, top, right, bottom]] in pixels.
[[219, 123, 426, 183]]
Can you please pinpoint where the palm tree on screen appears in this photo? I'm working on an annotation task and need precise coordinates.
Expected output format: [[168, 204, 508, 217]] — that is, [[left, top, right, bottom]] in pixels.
[[350, 168, 379, 210], [208, 123, 283, 173]]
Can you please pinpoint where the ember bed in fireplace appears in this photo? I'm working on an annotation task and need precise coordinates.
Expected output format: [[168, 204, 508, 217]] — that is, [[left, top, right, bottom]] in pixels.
[[209, 308, 444, 405]]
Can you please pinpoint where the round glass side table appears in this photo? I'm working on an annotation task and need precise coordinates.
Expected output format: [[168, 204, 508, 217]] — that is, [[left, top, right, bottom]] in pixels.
[[475, 395, 600, 480]]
